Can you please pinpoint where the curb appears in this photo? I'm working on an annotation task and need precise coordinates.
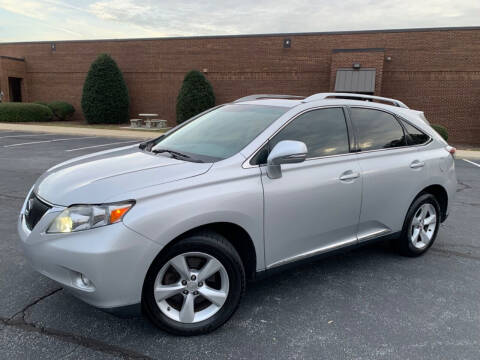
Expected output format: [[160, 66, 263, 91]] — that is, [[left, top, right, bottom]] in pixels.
[[456, 150, 480, 160], [0, 123, 162, 139]]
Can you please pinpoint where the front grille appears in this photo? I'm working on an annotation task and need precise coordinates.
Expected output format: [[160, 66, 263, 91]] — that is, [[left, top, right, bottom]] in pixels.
[[24, 193, 51, 230]]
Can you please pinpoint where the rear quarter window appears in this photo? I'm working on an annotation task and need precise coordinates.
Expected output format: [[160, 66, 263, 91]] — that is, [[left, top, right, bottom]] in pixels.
[[401, 120, 430, 145]]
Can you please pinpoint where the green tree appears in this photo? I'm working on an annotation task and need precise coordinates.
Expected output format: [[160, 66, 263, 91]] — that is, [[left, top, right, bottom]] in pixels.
[[176, 70, 215, 124], [81, 54, 129, 124]]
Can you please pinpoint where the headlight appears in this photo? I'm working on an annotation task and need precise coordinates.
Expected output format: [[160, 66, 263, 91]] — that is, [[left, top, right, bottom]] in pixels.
[[47, 201, 134, 233]]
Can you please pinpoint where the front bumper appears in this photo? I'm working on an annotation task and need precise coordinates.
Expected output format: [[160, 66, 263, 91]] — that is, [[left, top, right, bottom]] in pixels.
[[18, 200, 161, 309]]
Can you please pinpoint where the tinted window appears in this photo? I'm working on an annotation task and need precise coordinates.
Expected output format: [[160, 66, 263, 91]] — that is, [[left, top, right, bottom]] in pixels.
[[401, 120, 429, 145], [270, 108, 350, 159], [350, 108, 406, 151], [151, 104, 288, 161]]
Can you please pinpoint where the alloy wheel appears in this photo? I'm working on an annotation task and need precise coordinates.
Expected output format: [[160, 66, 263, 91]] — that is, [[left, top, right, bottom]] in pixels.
[[410, 203, 437, 249], [153, 252, 229, 323]]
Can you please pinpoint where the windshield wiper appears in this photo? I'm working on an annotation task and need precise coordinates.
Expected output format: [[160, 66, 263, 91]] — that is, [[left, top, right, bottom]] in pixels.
[[152, 148, 203, 163]]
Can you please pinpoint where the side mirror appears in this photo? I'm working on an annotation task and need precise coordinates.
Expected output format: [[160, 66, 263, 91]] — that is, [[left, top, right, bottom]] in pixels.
[[266, 140, 308, 179]]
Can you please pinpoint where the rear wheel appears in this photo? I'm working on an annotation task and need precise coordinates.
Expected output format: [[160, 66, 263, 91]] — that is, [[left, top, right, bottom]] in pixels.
[[397, 193, 441, 257], [142, 231, 245, 335]]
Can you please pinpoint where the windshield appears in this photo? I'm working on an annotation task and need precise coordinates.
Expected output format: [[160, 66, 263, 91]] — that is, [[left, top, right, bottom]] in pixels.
[[150, 104, 288, 161]]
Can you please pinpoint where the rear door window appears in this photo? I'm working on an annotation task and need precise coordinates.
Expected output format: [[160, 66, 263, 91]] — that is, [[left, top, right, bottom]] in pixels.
[[350, 108, 407, 151]]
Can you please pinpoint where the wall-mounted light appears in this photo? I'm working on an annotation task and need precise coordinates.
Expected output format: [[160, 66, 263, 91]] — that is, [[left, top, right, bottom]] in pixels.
[[283, 38, 291, 48], [51, 43, 56, 51], [352, 63, 361, 69], [386, 56, 392, 61], [202, 68, 208, 74]]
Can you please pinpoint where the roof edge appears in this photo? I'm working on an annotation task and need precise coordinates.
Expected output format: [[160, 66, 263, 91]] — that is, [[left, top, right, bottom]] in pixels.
[[1, 26, 479, 46]]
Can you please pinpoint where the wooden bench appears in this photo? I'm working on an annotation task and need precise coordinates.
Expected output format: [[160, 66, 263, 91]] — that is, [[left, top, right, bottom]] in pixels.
[[130, 119, 143, 128]]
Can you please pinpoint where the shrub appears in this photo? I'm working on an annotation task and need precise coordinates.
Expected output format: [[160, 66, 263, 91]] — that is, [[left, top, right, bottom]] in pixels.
[[176, 70, 215, 124], [33, 101, 49, 107], [48, 101, 75, 121], [0, 103, 53, 122], [431, 124, 448, 141], [81, 54, 130, 124]]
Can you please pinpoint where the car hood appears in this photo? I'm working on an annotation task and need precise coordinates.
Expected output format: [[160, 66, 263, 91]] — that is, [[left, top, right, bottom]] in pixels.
[[34, 146, 212, 206]]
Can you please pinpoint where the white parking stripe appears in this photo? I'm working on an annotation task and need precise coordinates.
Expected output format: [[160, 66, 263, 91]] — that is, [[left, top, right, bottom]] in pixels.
[[66, 140, 140, 152], [463, 159, 480, 168], [3, 136, 97, 148], [0, 133, 55, 139]]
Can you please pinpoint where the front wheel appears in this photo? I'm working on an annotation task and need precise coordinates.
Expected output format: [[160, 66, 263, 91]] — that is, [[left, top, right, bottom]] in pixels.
[[397, 193, 441, 257], [142, 231, 245, 335]]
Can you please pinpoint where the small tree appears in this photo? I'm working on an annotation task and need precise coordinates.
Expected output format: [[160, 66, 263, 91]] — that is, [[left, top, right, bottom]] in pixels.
[[81, 54, 129, 124], [176, 70, 215, 124]]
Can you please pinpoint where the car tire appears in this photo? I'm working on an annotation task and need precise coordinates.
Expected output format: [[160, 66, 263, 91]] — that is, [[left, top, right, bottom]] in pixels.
[[142, 231, 245, 336], [397, 193, 441, 257]]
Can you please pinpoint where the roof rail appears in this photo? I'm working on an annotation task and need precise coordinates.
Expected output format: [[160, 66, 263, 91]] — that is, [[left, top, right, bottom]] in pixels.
[[234, 94, 305, 102], [303, 93, 409, 108]]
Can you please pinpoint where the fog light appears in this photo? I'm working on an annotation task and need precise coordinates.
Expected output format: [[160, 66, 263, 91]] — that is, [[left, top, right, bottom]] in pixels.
[[73, 272, 95, 291], [80, 274, 91, 287]]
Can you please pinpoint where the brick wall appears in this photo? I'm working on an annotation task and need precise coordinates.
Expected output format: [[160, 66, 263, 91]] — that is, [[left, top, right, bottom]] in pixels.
[[0, 27, 479, 144], [0, 57, 27, 102]]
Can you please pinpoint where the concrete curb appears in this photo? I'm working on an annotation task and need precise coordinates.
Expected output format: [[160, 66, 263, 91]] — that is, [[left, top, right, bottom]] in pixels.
[[456, 150, 480, 160], [0, 123, 162, 139]]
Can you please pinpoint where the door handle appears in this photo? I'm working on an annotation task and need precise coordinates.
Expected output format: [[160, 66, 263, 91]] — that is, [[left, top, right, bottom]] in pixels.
[[339, 171, 360, 181], [410, 160, 425, 169]]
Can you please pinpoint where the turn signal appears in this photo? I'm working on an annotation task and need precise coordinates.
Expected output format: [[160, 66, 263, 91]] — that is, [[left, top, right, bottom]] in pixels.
[[109, 205, 132, 224]]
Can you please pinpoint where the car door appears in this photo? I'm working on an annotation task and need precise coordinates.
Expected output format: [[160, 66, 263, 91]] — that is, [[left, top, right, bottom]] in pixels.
[[259, 107, 362, 269], [349, 107, 431, 241]]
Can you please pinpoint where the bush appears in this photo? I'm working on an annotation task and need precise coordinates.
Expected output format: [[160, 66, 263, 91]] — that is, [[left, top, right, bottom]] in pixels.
[[33, 101, 49, 107], [0, 103, 53, 122], [81, 54, 130, 124], [32, 101, 75, 120], [431, 124, 448, 141], [48, 101, 75, 120], [176, 70, 215, 124]]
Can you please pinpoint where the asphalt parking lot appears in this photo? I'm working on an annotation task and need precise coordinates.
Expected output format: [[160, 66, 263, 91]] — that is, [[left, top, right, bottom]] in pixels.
[[0, 130, 479, 360]]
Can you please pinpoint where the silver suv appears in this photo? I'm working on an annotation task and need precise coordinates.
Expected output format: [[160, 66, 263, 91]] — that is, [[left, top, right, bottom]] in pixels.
[[18, 93, 457, 335]]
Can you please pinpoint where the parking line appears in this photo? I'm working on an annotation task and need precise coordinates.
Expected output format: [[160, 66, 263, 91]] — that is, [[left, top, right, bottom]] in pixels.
[[3, 136, 97, 148], [66, 140, 140, 152], [463, 159, 480, 168]]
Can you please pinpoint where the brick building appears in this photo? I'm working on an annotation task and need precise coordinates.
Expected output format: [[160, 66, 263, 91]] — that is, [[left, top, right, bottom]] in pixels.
[[0, 26, 479, 144]]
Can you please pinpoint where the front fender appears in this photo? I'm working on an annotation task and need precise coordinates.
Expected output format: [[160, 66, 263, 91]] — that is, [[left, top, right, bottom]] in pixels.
[[122, 166, 265, 271]]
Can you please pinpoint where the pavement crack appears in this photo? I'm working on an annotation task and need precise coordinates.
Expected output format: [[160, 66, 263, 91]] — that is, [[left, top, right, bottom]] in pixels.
[[0, 320, 153, 360], [431, 247, 480, 261], [57, 344, 81, 360], [7, 287, 63, 322], [456, 181, 472, 192], [455, 201, 480, 207], [0, 287, 153, 359]]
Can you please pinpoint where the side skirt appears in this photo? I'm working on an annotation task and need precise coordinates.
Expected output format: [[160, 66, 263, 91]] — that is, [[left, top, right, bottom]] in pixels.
[[253, 231, 401, 281]]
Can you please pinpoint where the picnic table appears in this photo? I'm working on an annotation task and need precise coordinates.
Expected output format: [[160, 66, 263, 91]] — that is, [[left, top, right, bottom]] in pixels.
[[130, 113, 168, 129], [139, 113, 159, 121]]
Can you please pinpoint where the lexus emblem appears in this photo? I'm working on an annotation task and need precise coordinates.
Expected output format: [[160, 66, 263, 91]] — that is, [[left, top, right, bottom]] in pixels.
[[25, 198, 34, 216]]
